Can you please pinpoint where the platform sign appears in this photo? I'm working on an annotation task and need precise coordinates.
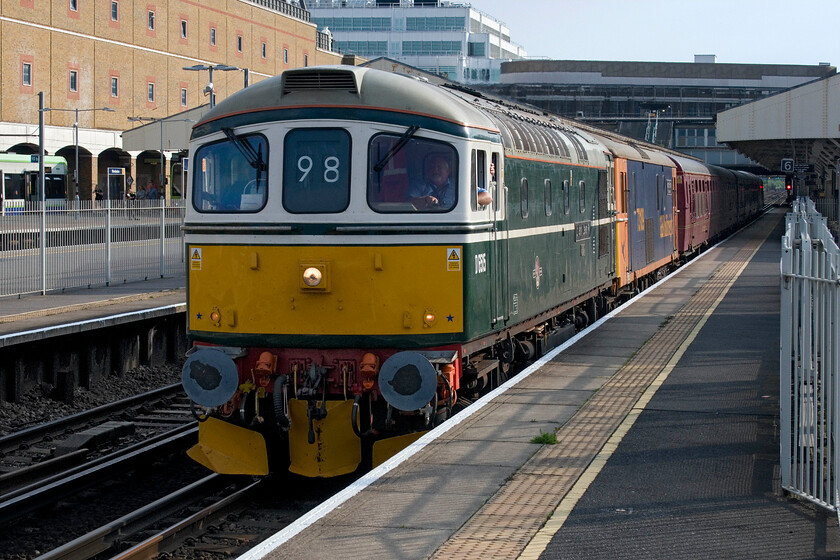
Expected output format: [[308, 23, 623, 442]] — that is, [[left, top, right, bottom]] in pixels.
[[108, 167, 124, 175], [781, 158, 794, 173]]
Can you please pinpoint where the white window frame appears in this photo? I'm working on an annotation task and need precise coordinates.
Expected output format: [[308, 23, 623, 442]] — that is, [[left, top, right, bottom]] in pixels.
[[22, 63, 32, 87], [69, 70, 78, 92], [147, 82, 155, 103], [237, 35, 243, 52], [210, 27, 216, 46], [70, 0, 78, 12], [148, 10, 155, 30], [181, 88, 187, 107], [111, 0, 118, 21], [111, 76, 119, 97], [283, 48, 289, 64], [180, 19, 187, 39]]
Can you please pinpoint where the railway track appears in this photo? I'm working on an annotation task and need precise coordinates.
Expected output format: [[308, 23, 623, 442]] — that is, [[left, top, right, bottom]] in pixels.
[[0, 383, 192, 498]]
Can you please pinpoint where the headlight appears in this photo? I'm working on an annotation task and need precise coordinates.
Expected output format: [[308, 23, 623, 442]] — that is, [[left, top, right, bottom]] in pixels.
[[302, 267, 322, 287]]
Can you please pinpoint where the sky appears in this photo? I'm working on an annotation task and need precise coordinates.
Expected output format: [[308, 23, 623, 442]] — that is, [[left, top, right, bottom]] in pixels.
[[466, 0, 839, 66]]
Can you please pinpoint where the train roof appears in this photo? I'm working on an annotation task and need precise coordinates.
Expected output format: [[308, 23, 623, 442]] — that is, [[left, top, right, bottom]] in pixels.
[[585, 132, 675, 168], [192, 65, 501, 141], [666, 152, 719, 176]]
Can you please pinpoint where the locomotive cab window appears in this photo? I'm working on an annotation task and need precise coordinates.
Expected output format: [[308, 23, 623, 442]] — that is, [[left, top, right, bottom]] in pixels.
[[192, 132, 268, 213], [368, 133, 457, 213], [470, 149, 493, 211], [284, 128, 351, 213]]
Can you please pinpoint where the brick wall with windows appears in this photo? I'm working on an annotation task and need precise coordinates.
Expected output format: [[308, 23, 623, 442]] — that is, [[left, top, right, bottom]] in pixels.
[[0, 0, 342, 129]]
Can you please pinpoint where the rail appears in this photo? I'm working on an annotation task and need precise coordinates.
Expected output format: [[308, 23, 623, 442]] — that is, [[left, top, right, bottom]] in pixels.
[[0, 200, 185, 298], [780, 197, 840, 512]]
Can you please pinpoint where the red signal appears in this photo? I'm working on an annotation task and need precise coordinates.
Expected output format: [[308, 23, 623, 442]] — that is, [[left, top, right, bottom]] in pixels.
[[786, 183, 792, 191]]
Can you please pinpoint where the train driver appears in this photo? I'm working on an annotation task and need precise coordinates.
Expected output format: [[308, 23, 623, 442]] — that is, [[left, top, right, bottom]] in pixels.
[[409, 154, 455, 210], [477, 162, 495, 207]]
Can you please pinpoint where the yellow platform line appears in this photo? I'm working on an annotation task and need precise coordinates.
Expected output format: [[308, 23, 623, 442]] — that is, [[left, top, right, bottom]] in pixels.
[[517, 230, 768, 560]]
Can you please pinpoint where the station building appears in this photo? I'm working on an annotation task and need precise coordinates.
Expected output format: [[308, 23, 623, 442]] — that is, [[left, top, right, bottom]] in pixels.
[[481, 57, 837, 172], [309, 0, 526, 84], [0, 0, 341, 202]]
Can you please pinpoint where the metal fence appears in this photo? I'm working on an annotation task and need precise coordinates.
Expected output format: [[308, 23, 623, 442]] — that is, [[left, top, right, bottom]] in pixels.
[[0, 200, 185, 298], [780, 197, 840, 512]]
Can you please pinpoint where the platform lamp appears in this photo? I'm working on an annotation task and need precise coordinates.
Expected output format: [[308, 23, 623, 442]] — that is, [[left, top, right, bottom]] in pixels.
[[42, 105, 115, 199], [183, 64, 240, 108]]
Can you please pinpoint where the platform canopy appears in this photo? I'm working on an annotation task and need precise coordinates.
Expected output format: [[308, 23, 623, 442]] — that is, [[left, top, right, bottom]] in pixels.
[[121, 105, 209, 153], [717, 73, 840, 178]]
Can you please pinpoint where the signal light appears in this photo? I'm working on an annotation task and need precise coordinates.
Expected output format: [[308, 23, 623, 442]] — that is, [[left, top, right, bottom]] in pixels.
[[786, 183, 792, 191]]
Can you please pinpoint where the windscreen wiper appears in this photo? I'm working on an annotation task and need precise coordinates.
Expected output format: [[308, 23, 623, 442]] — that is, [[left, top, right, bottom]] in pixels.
[[373, 125, 419, 173], [222, 128, 266, 171]]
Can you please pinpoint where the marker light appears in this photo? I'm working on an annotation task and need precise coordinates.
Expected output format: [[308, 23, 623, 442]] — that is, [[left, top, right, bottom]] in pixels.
[[302, 267, 322, 287], [423, 311, 436, 326]]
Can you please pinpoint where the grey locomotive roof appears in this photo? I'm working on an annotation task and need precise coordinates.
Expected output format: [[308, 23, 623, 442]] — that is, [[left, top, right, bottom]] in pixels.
[[196, 65, 499, 134]]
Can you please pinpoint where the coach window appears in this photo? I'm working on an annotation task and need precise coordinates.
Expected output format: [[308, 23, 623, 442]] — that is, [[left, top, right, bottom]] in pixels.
[[284, 128, 350, 213], [579, 180, 586, 213], [368, 133, 457, 213], [193, 133, 268, 213], [563, 180, 570, 214], [520, 178, 529, 218], [656, 174, 661, 211], [544, 179, 552, 216]]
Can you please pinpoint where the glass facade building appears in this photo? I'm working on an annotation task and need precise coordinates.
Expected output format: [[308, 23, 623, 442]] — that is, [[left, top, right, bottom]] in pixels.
[[310, 0, 526, 84]]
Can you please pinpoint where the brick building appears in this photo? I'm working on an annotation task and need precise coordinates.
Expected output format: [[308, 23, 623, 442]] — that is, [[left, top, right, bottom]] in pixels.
[[0, 0, 341, 201]]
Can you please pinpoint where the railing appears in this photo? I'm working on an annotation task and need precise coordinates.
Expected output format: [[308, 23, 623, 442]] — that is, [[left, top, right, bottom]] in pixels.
[[246, 0, 310, 22], [0, 200, 185, 298], [780, 197, 840, 512]]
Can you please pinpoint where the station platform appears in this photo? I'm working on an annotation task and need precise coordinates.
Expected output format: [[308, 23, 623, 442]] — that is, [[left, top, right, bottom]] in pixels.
[[0, 276, 185, 342], [242, 207, 840, 560]]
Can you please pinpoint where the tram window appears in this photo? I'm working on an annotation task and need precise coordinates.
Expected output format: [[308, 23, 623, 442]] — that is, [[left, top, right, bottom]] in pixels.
[[520, 178, 529, 219], [192, 133, 268, 213], [579, 180, 586, 213], [544, 179, 552, 216], [368, 133, 457, 213], [284, 128, 350, 213]]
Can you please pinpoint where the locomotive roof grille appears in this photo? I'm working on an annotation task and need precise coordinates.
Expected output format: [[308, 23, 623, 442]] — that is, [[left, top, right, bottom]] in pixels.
[[282, 70, 358, 95]]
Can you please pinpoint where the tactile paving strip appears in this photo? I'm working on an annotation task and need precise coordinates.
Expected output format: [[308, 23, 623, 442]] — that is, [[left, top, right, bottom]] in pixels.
[[430, 221, 776, 560]]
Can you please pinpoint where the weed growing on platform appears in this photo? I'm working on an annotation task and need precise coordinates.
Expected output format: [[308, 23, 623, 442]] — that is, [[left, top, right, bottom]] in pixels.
[[531, 430, 557, 444]]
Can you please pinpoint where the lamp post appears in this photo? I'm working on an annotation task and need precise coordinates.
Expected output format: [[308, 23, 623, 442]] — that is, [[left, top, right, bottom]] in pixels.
[[127, 116, 196, 195], [42, 106, 115, 199], [183, 64, 240, 108]]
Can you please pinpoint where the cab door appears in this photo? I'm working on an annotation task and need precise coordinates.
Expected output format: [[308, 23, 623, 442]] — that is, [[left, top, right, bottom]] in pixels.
[[472, 148, 507, 330], [489, 152, 507, 328]]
